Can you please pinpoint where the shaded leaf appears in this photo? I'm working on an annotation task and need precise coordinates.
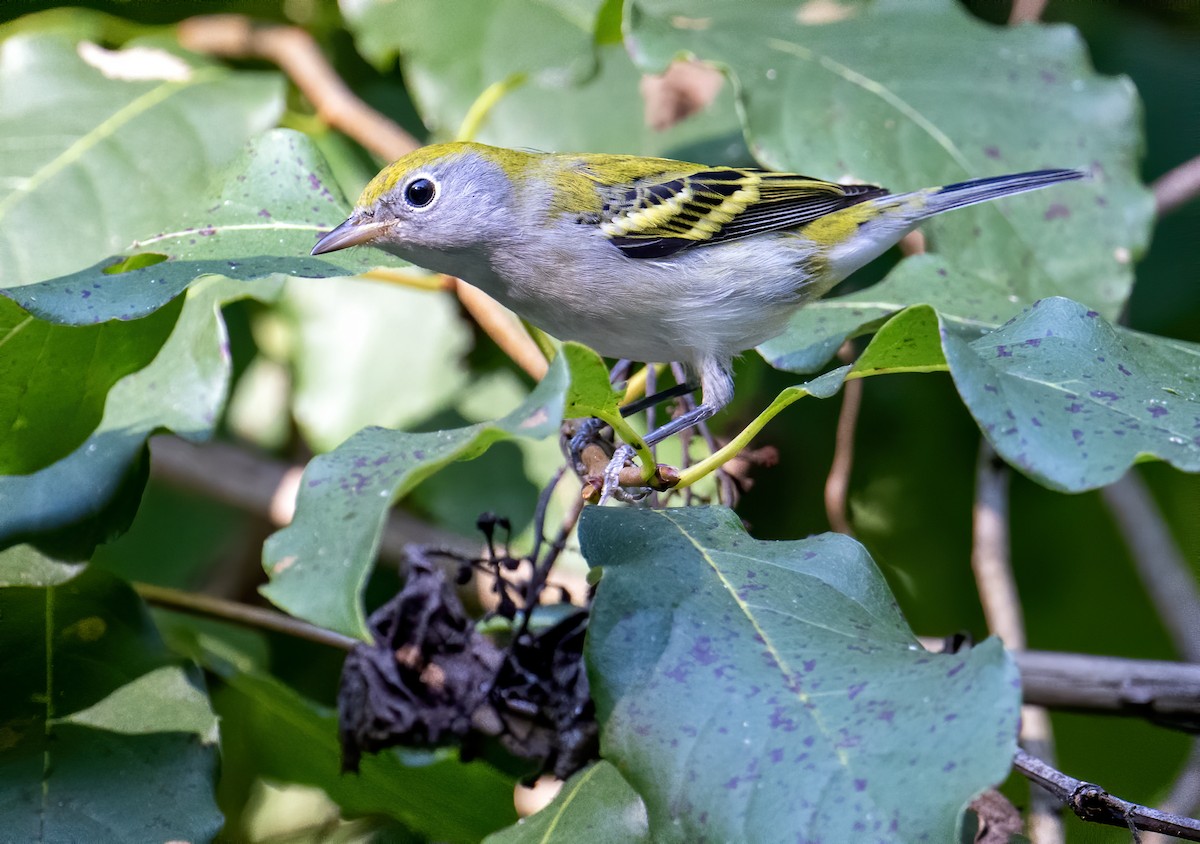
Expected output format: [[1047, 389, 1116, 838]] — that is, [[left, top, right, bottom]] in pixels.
[[261, 353, 569, 637], [0, 568, 221, 841], [580, 506, 1018, 843], [0, 275, 282, 556], [483, 762, 650, 844], [0, 295, 180, 475], [214, 669, 517, 844]]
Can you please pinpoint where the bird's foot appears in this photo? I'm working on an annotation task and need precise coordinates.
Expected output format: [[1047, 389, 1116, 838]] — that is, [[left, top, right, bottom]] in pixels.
[[599, 445, 638, 504]]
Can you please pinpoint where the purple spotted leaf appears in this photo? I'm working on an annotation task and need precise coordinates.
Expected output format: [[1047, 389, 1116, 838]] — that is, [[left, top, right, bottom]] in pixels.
[[260, 354, 568, 638], [626, 0, 1151, 370], [580, 506, 1019, 844], [944, 297, 1200, 491]]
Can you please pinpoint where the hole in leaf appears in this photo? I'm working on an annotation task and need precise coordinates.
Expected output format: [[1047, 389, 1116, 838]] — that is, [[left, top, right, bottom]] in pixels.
[[103, 253, 169, 274]]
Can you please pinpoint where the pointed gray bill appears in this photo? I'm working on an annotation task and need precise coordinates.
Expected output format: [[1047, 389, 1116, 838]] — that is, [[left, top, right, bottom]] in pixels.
[[311, 217, 392, 255]]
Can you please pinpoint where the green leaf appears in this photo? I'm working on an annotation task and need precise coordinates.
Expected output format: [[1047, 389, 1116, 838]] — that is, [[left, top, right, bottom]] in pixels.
[[214, 670, 517, 844], [2, 130, 383, 326], [0, 275, 282, 556], [944, 297, 1200, 491], [627, 0, 1152, 362], [851, 303, 947, 375], [579, 506, 1018, 843], [562, 341, 624, 420], [346, 0, 605, 136], [0, 33, 283, 288], [62, 665, 217, 736], [0, 543, 86, 587], [345, 0, 750, 161], [286, 277, 473, 452], [483, 762, 650, 844], [261, 353, 569, 637], [0, 295, 180, 475], [0, 568, 221, 841]]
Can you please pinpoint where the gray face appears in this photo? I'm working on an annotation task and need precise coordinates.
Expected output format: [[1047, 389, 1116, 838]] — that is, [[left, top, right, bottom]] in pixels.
[[365, 152, 519, 253]]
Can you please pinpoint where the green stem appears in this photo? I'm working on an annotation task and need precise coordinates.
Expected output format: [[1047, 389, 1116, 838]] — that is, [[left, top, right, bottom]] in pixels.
[[675, 363, 948, 488]]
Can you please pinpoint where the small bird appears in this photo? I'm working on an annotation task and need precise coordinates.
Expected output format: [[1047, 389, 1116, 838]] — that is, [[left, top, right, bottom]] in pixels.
[[313, 142, 1083, 453]]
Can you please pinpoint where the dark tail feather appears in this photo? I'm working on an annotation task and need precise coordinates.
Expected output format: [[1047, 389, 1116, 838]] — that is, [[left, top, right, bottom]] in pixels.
[[922, 168, 1087, 216]]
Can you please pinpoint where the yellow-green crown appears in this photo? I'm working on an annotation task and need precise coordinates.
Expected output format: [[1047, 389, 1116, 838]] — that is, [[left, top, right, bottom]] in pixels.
[[357, 142, 536, 207]]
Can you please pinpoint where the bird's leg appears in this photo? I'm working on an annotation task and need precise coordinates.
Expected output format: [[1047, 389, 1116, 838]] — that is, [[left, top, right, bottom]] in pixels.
[[599, 357, 734, 501]]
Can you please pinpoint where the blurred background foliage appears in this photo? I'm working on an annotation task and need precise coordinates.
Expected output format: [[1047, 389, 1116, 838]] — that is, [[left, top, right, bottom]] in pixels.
[[1, 0, 1197, 841]]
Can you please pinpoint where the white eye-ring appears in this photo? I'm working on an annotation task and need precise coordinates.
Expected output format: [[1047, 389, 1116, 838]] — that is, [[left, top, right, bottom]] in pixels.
[[404, 176, 437, 208]]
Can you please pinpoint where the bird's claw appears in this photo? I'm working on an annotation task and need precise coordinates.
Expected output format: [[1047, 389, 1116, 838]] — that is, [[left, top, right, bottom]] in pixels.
[[599, 445, 637, 504]]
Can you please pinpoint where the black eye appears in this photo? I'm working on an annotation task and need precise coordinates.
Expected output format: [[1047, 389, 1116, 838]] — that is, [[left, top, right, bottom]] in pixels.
[[405, 177, 436, 207]]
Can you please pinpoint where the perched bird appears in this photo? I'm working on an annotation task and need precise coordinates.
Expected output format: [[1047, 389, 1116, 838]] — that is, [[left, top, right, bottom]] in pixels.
[[313, 142, 1083, 452]]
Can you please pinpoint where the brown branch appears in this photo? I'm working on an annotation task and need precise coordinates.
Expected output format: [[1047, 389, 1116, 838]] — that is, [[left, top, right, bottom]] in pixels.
[[148, 435, 478, 562], [1012, 649, 1200, 730], [451, 278, 549, 380], [135, 581, 358, 651], [1015, 749, 1200, 840], [971, 443, 1025, 648], [1153, 154, 1200, 218], [1008, 0, 1049, 25], [824, 341, 861, 535], [970, 442, 1064, 842], [177, 15, 419, 161]]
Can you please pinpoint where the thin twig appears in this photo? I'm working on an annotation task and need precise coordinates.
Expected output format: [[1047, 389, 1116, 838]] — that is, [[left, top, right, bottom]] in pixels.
[[971, 441, 1063, 843], [1153, 154, 1200, 218], [972, 443, 1025, 648], [1103, 473, 1200, 663], [1015, 749, 1200, 840], [135, 582, 358, 651], [177, 15, 419, 161], [824, 341, 860, 535], [1008, 0, 1049, 24]]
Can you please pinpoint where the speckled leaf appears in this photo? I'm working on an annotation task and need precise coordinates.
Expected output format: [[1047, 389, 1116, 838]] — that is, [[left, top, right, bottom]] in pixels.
[[483, 762, 650, 844], [261, 354, 568, 638], [580, 506, 1018, 844], [0, 275, 282, 557], [0, 568, 221, 841], [628, 0, 1152, 368], [0, 33, 282, 288], [3, 130, 382, 326], [343, 0, 749, 161], [945, 297, 1200, 491]]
